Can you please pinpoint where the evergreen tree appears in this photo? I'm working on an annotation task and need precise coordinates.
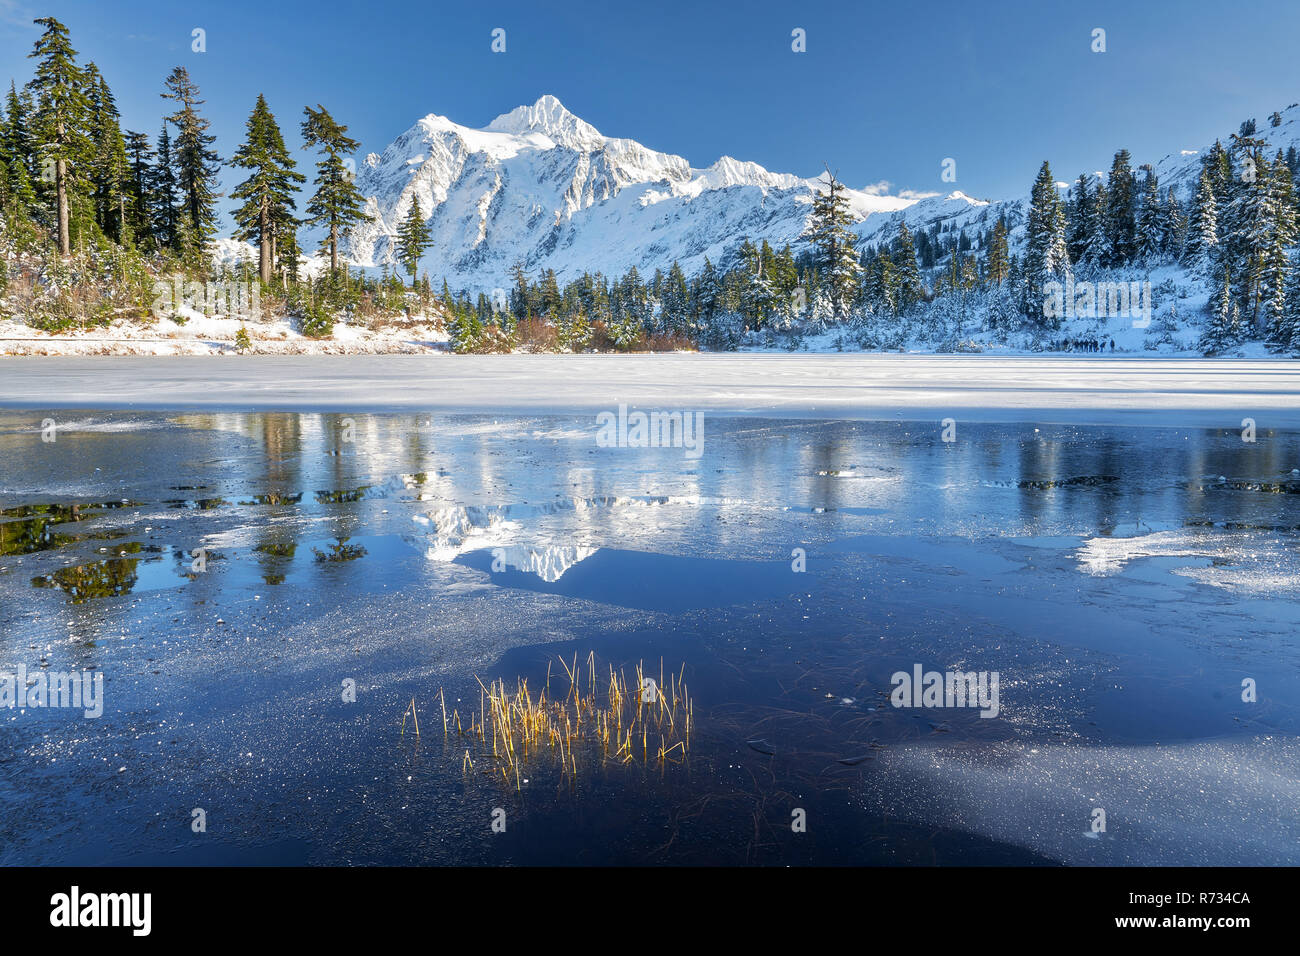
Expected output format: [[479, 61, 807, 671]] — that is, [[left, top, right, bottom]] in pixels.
[[1066, 174, 1095, 266], [85, 64, 131, 242], [1083, 180, 1110, 265], [26, 16, 92, 256], [538, 268, 561, 316], [1103, 149, 1137, 266], [1261, 153, 1297, 333], [161, 66, 221, 255], [1273, 254, 1300, 351], [508, 261, 533, 322], [393, 196, 431, 286], [660, 260, 690, 334], [1183, 167, 1218, 269], [983, 218, 1010, 286], [1200, 267, 1239, 354], [1161, 186, 1185, 256], [557, 305, 593, 352], [301, 104, 368, 273], [692, 257, 721, 334], [1135, 165, 1164, 263], [151, 123, 180, 251], [124, 130, 153, 244], [891, 223, 924, 311], [231, 94, 304, 283], [805, 167, 861, 320], [1023, 160, 1070, 313], [3, 82, 35, 182], [739, 237, 776, 329]]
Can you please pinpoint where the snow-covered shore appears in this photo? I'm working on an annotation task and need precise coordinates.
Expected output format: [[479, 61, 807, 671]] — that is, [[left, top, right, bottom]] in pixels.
[[3, 353, 1299, 428], [0, 313, 447, 356]]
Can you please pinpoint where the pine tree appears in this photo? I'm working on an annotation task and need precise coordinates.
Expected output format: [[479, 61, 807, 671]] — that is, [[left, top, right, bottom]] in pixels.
[[1273, 254, 1300, 351], [1161, 186, 1185, 256], [805, 166, 861, 321], [1200, 267, 1239, 354], [447, 298, 483, 353], [692, 257, 721, 334], [983, 218, 1010, 286], [231, 94, 304, 283], [301, 104, 368, 274], [1183, 167, 1218, 269], [660, 260, 689, 334], [891, 223, 924, 311], [1024, 161, 1070, 313], [85, 64, 131, 242], [3, 84, 38, 222], [26, 16, 92, 256], [1083, 180, 1109, 265], [3, 82, 34, 182], [1103, 149, 1137, 266], [1066, 174, 1094, 266], [739, 237, 776, 329], [538, 268, 561, 316], [1262, 153, 1297, 334], [557, 305, 593, 352], [151, 123, 180, 251], [124, 130, 153, 245], [161, 66, 221, 256], [394, 196, 431, 286], [1135, 166, 1164, 264]]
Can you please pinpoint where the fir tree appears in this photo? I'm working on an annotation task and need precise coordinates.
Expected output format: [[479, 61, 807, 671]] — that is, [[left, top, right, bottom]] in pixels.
[[983, 218, 1010, 286], [26, 16, 92, 256], [891, 223, 924, 311], [85, 64, 131, 242], [3, 82, 35, 182], [1066, 174, 1095, 266], [1261, 153, 1297, 334], [394, 196, 432, 286], [1273, 254, 1300, 351], [1200, 266, 1239, 354], [660, 261, 690, 334], [231, 94, 304, 283], [1183, 167, 1218, 269], [1161, 186, 1185, 256], [161, 66, 221, 255], [1083, 180, 1109, 265], [151, 123, 180, 251], [1103, 149, 1137, 266], [301, 104, 368, 274], [1135, 165, 1163, 264], [124, 130, 153, 245], [692, 258, 721, 333], [805, 166, 861, 320], [1024, 160, 1070, 313]]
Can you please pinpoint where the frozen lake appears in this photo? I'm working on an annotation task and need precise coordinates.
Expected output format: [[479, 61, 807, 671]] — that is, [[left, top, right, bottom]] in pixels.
[[2, 406, 1298, 865], [5, 354, 1300, 427]]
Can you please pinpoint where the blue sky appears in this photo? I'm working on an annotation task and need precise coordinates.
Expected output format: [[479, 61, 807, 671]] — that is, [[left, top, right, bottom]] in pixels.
[[2, 0, 1298, 231]]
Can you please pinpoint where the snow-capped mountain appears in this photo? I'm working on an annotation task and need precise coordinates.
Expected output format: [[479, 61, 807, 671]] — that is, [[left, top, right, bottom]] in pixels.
[[342, 94, 936, 292], [318, 96, 1300, 293]]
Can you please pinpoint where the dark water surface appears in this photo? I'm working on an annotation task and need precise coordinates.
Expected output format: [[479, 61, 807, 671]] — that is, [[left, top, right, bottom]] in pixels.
[[1, 411, 1298, 865]]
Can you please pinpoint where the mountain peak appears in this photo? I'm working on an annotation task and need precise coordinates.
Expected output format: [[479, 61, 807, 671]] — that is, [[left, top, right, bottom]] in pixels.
[[485, 94, 605, 150]]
